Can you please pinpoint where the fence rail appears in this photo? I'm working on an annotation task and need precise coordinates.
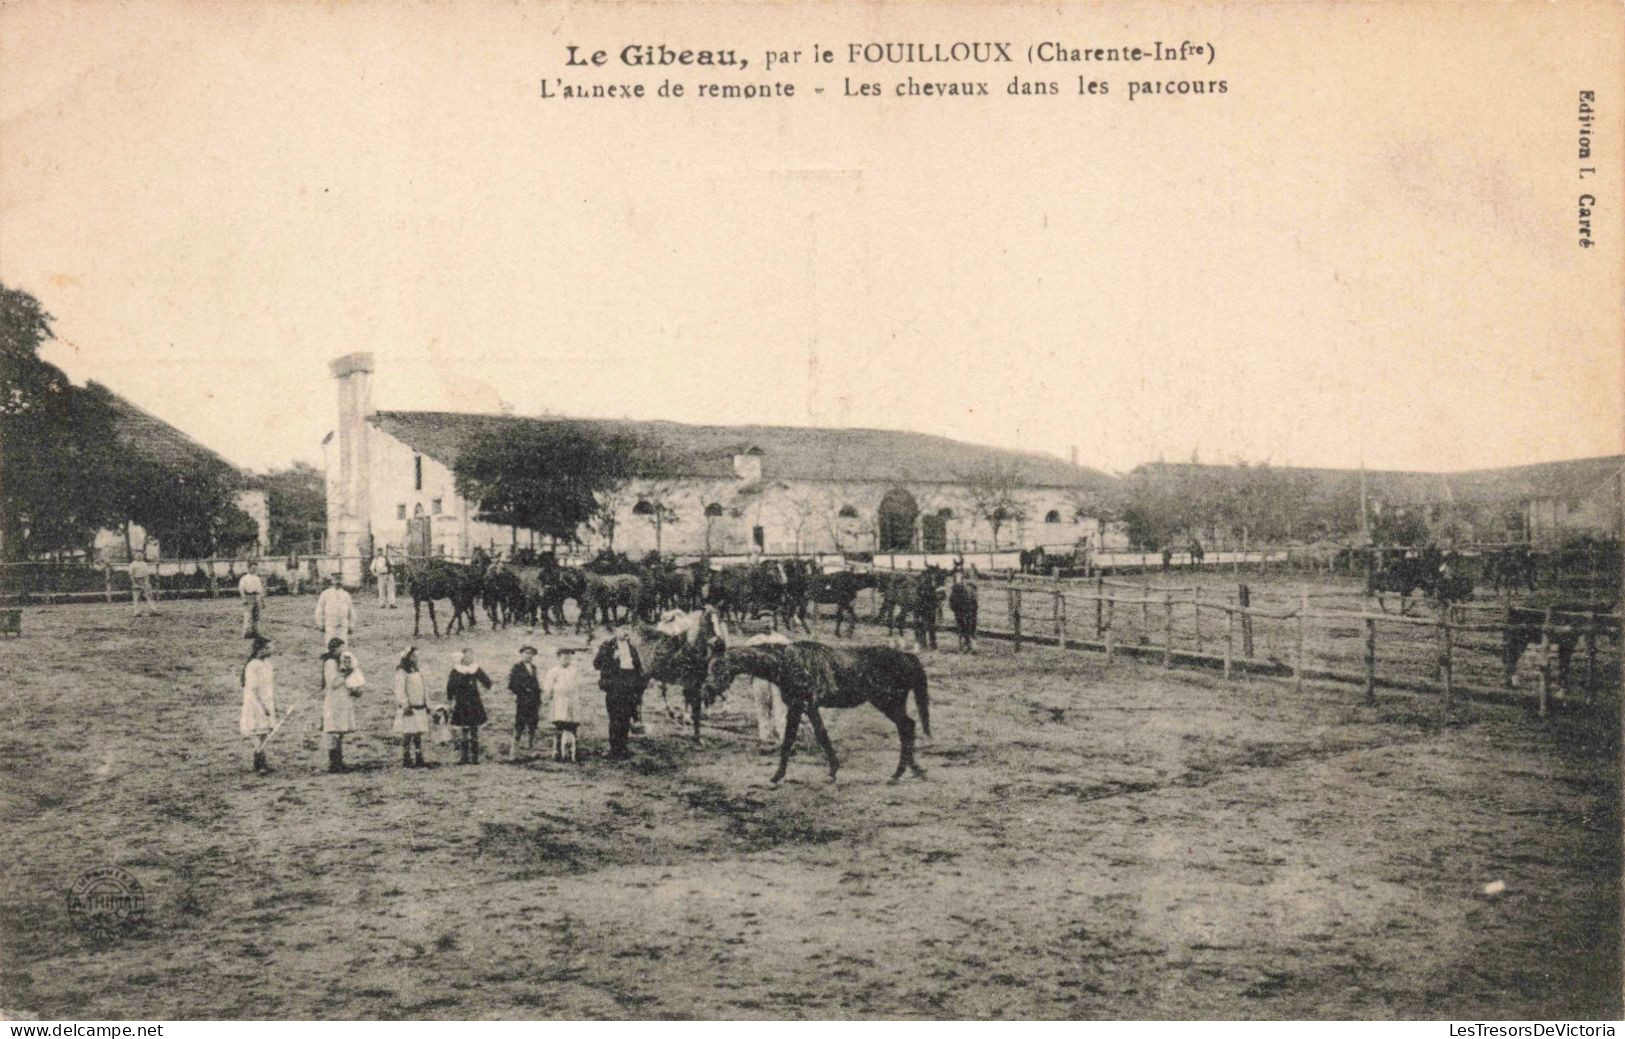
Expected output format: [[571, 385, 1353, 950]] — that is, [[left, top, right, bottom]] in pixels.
[[947, 575, 1619, 719]]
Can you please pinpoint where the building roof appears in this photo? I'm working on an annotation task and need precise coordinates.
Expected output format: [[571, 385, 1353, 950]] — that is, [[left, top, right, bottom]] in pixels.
[[368, 410, 1113, 489], [86, 381, 246, 481]]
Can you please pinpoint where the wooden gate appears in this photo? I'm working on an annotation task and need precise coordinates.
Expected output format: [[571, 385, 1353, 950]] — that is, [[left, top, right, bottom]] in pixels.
[[407, 516, 432, 557]]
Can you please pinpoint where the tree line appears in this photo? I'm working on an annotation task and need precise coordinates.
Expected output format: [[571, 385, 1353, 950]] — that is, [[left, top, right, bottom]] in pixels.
[[0, 284, 323, 562]]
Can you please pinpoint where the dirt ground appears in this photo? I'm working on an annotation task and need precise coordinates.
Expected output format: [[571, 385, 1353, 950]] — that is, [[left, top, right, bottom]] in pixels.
[[0, 594, 1618, 1020]]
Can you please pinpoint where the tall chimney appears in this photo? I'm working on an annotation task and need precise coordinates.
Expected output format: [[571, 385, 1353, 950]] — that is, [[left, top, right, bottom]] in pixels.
[[330, 352, 376, 586]]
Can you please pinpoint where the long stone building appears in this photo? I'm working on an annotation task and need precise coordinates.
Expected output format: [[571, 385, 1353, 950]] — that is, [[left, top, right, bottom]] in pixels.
[[322, 353, 1119, 572]]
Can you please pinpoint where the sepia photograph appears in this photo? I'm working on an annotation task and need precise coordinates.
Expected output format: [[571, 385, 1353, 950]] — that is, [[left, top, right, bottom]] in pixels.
[[0, 0, 1621, 1024]]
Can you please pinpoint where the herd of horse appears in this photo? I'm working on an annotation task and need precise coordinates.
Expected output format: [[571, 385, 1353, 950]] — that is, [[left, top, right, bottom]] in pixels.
[[388, 549, 972, 643]]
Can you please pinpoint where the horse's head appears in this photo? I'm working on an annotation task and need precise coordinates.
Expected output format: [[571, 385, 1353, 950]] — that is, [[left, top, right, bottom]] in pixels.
[[702, 640, 735, 698]]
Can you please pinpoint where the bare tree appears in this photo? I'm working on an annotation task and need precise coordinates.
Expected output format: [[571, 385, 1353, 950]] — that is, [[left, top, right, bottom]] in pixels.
[[959, 462, 1028, 550]]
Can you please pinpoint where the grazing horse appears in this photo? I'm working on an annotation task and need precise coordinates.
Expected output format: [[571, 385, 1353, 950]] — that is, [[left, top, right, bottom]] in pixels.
[[395, 559, 478, 637], [703, 640, 931, 784], [808, 570, 874, 637]]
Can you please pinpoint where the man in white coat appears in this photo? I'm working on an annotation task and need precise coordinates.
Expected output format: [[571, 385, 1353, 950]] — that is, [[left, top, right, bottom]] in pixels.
[[369, 551, 397, 609], [314, 574, 355, 647]]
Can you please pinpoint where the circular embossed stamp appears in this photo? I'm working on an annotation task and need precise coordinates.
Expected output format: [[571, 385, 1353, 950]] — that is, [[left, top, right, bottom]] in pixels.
[[65, 867, 146, 940]]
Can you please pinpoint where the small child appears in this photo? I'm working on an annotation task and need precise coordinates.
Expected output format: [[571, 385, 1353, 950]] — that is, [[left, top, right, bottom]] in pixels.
[[507, 645, 542, 757], [542, 647, 581, 763], [446, 648, 492, 764]]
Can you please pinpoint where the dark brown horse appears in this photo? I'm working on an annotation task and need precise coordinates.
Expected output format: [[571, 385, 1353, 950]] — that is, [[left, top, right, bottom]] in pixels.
[[704, 640, 930, 784], [394, 558, 481, 637], [807, 570, 875, 637]]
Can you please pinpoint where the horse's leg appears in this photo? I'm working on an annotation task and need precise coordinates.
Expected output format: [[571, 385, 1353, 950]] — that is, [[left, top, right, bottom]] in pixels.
[[803, 704, 839, 782], [413, 598, 423, 637], [873, 696, 922, 782], [688, 684, 703, 743], [428, 600, 440, 637], [770, 703, 804, 785]]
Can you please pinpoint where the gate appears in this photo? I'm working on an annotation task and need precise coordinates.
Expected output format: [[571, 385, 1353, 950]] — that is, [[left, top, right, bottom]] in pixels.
[[407, 516, 432, 557]]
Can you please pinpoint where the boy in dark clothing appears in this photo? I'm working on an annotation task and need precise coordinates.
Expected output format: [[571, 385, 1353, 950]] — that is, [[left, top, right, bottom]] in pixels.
[[593, 626, 645, 759], [507, 645, 542, 756]]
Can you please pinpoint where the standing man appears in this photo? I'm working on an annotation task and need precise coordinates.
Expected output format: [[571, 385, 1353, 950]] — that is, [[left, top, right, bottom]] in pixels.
[[238, 560, 266, 639], [912, 571, 939, 651], [370, 550, 397, 609], [128, 556, 158, 614], [314, 574, 356, 648], [592, 625, 644, 760], [949, 568, 979, 653]]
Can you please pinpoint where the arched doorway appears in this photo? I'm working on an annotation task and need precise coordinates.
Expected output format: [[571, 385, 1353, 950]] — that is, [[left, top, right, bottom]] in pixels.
[[877, 488, 919, 552]]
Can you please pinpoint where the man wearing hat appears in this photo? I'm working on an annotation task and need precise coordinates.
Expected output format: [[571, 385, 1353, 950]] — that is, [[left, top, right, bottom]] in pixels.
[[592, 625, 645, 760], [314, 573, 356, 648], [507, 644, 543, 756]]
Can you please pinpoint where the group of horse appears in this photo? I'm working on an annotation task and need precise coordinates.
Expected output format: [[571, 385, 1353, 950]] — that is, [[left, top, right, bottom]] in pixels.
[[386, 550, 974, 646]]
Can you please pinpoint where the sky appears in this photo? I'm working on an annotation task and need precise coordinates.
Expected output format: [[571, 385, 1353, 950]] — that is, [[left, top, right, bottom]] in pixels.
[[2, 1, 1621, 477]]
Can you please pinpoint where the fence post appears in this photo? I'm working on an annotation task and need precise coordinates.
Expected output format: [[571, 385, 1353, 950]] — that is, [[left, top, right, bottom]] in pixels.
[[1437, 614, 1454, 718], [1162, 591, 1173, 668], [1239, 583, 1254, 658], [1224, 606, 1234, 680], [1054, 577, 1067, 650], [1536, 608, 1552, 718], [1103, 591, 1114, 663], [1095, 576, 1104, 638], [1011, 578, 1022, 653], [1140, 579, 1150, 643], [1193, 586, 1204, 654], [1294, 586, 1307, 693], [103, 562, 113, 604], [206, 560, 218, 598], [1364, 617, 1377, 706]]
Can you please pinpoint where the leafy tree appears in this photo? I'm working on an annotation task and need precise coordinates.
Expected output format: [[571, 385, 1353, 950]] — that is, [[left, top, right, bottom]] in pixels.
[[453, 422, 675, 547], [112, 451, 251, 558], [260, 462, 326, 554], [1371, 509, 1430, 547], [0, 286, 124, 560]]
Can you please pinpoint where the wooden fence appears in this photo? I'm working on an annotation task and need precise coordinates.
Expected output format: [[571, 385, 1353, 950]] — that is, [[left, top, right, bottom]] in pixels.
[[959, 574, 1619, 718]]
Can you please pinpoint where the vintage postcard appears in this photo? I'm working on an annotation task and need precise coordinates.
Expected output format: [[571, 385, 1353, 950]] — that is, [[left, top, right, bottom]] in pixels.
[[0, 0, 1621, 1024]]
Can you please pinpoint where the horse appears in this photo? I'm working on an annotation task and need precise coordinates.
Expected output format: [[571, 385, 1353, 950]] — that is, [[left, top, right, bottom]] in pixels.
[[1369, 547, 1444, 616], [1503, 600, 1617, 695], [626, 612, 720, 742], [779, 558, 815, 634], [807, 569, 874, 637], [1488, 546, 1538, 593], [581, 572, 643, 631], [705, 565, 753, 625], [703, 639, 931, 784], [482, 562, 524, 628], [395, 558, 479, 637]]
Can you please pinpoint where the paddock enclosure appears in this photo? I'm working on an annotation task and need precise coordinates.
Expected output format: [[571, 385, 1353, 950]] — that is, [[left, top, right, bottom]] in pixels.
[[0, 594, 1617, 1019]]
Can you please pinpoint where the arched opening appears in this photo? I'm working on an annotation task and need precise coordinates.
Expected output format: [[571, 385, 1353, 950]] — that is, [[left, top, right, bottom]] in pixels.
[[921, 512, 948, 553], [704, 503, 723, 518], [838, 505, 859, 519], [877, 488, 919, 552], [633, 501, 655, 516], [1044, 509, 1061, 524]]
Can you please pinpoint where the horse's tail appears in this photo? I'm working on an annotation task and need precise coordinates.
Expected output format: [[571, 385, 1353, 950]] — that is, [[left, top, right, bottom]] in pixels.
[[911, 658, 931, 739]]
